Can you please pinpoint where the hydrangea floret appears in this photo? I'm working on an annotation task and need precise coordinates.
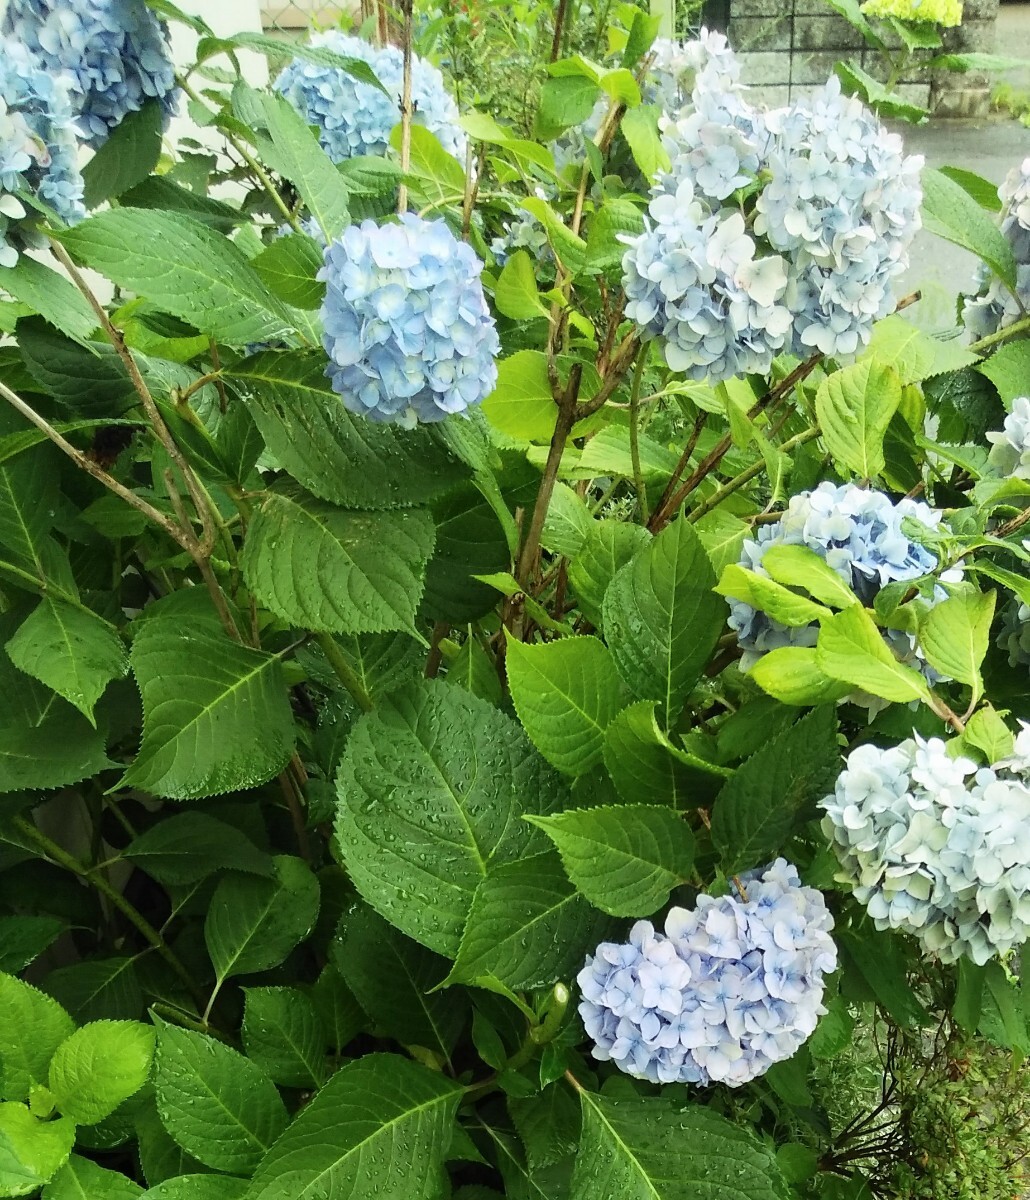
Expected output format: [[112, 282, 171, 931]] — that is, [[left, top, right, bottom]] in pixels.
[[821, 730, 1030, 964], [963, 158, 1030, 340], [2, 0, 177, 147], [986, 395, 1030, 479], [0, 34, 84, 268], [274, 31, 465, 165], [578, 859, 837, 1086], [319, 212, 499, 426], [861, 0, 963, 27], [726, 482, 947, 669]]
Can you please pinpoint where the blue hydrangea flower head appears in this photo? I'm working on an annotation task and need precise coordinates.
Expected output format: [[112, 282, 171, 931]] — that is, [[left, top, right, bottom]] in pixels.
[[274, 31, 465, 166], [822, 732, 1030, 964], [2, 0, 177, 148], [726, 482, 947, 669], [986, 395, 1030, 479], [319, 212, 499, 426], [755, 77, 923, 358], [0, 34, 84, 267], [578, 859, 837, 1086], [649, 28, 742, 113]]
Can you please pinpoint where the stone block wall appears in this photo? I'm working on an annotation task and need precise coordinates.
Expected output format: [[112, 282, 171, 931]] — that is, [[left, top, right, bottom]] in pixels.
[[713, 0, 1001, 116]]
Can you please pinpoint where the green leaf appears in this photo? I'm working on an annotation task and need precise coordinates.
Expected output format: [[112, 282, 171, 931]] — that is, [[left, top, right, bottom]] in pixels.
[[749, 647, 853, 707], [572, 1092, 784, 1200], [154, 1025, 288, 1174], [815, 359, 903, 479], [0, 975, 74, 1102], [445, 850, 610, 990], [527, 805, 695, 917], [57, 211, 293, 346], [834, 61, 926, 123], [710, 707, 840, 875], [335, 680, 568, 956], [205, 856, 320, 986], [0, 917, 65, 975], [483, 351, 560, 442], [0, 1103, 75, 1197], [42, 1154, 142, 1199], [837, 926, 930, 1027], [569, 521, 650, 628], [961, 705, 1014, 763], [392, 124, 465, 201], [43, 958, 140, 1025], [759, 544, 860, 609], [196, 31, 386, 91], [535, 75, 600, 139], [603, 700, 731, 808], [863, 315, 979, 386], [228, 352, 469, 508], [717, 564, 833, 627], [124, 813, 271, 887], [922, 167, 1018, 290], [541, 483, 592, 559], [928, 51, 1028, 74], [505, 636, 624, 776], [0, 257, 96, 341], [120, 176, 244, 234], [446, 636, 502, 706], [620, 104, 669, 182], [602, 519, 724, 721], [6, 598, 127, 723], [808, 996, 855, 1059], [975, 339, 1030, 405], [247, 1054, 459, 1200], [122, 619, 296, 800], [816, 606, 931, 704], [332, 905, 465, 1060], [252, 234, 325, 310], [141, 1177, 248, 1199], [919, 588, 994, 702], [938, 166, 1003, 212], [232, 86, 351, 242], [953, 960, 986, 1033], [242, 487, 435, 636], [494, 251, 548, 320], [694, 510, 748, 578], [82, 101, 164, 209], [48, 1021, 155, 1126], [242, 987, 327, 1089]]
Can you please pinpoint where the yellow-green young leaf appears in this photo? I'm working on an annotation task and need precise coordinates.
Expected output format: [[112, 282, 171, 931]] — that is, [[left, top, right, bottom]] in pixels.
[[505, 635, 625, 776], [919, 589, 996, 700], [494, 250, 549, 320], [759, 544, 860, 610], [48, 1021, 155, 1125], [444, 851, 611, 990], [0, 976, 74, 1102], [862, 314, 980, 386], [961, 705, 1015, 763], [749, 647, 853, 707], [815, 359, 902, 479], [391, 123, 465, 200], [526, 805, 695, 917], [976, 339, 1030, 405], [716, 564, 832, 627], [246, 1055, 460, 1200], [619, 104, 669, 180], [816, 606, 930, 703], [154, 1025, 288, 1174], [571, 1092, 784, 1200], [42, 1153, 143, 1199], [0, 1103, 75, 1197]]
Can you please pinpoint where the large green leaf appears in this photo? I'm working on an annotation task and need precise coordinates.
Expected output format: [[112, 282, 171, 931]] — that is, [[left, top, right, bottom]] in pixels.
[[48, 1020, 155, 1125], [815, 359, 902, 480], [81, 101, 164, 209], [602, 519, 723, 721], [0, 1103, 75, 1197], [58, 210, 293, 346], [153, 1025, 288, 1174], [229, 352, 469, 508], [43, 958, 141, 1025], [816, 606, 930, 704], [141, 1176, 247, 1199], [445, 850, 611, 990], [571, 1092, 784, 1200], [335, 680, 568, 956], [505, 635, 624, 776], [919, 589, 995, 703], [710, 707, 840, 876], [0, 916, 65, 975], [0, 425, 60, 582], [976, 339, 1030, 405], [204, 856, 320, 986], [241, 487, 435, 636], [568, 520, 651, 628], [124, 812, 271, 887], [332, 905, 466, 1060], [528, 805, 695, 917], [0, 257, 96, 341], [0, 975, 74, 1102], [122, 619, 296, 799], [42, 1154, 143, 1199], [247, 1055, 460, 1200], [242, 987, 327, 1089], [862, 315, 979, 386], [252, 235, 325, 310], [6, 598, 127, 723], [921, 167, 1018, 290]]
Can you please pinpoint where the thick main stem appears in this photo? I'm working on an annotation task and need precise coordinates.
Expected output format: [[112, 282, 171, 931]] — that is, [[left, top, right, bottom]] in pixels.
[[517, 395, 579, 587]]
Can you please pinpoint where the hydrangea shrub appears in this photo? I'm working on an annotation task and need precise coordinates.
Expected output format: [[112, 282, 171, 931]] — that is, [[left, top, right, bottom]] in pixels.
[[0, 4, 1028, 1199]]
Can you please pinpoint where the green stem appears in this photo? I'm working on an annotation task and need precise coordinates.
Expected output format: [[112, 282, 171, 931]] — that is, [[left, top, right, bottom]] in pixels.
[[12, 815, 204, 1008], [316, 632, 374, 713], [969, 313, 1030, 354], [687, 426, 821, 524], [628, 348, 649, 525]]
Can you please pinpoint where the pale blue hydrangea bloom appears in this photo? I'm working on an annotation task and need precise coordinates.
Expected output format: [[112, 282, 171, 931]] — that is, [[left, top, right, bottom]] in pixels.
[[822, 732, 1030, 964], [274, 31, 465, 166], [0, 35, 84, 268], [987, 395, 1030, 479], [578, 859, 837, 1087], [659, 84, 766, 205], [963, 159, 1030, 340], [726, 482, 946, 670], [622, 176, 792, 384], [2, 0, 177, 148], [319, 212, 499, 426], [998, 599, 1030, 668], [490, 194, 551, 268], [755, 77, 922, 358]]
